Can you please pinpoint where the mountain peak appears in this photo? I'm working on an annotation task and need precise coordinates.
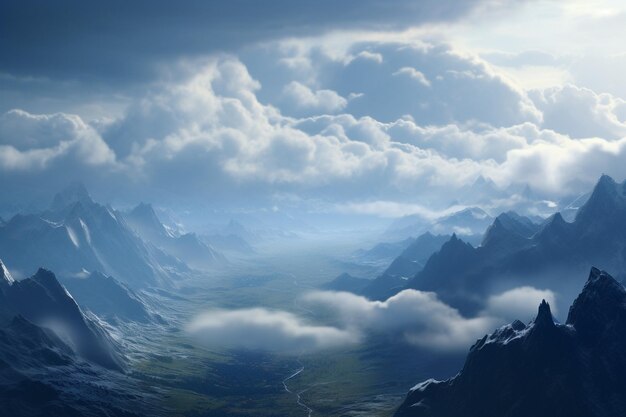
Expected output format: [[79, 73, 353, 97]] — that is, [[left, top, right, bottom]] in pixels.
[[566, 268, 626, 337], [575, 175, 626, 225], [50, 182, 94, 212], [131, 202, 157, 217], [534, 299, 555, 328]]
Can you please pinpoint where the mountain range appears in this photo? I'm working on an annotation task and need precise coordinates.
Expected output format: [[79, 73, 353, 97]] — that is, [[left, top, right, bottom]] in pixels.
[[393, 175, 626, 314], [0, 183, 185, 288], [359, 232, 451, 300], [123, 202, 226, 269], [395, 267, 626, 417]]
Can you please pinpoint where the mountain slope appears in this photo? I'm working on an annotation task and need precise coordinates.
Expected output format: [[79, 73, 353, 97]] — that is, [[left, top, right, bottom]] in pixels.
[[61, 271, 156, 324], [0, 263, 124, 370], [360, 232, 450, 300], [395, 268, 626, 417]]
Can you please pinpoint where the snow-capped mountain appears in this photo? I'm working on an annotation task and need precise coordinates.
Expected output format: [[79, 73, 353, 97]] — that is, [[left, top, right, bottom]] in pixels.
[[0, 184, 186, 288], [395, 268, 626, 417], [0, 261, 123, 370], [124, 202, 226, 269], [0, 259, 158, 417]]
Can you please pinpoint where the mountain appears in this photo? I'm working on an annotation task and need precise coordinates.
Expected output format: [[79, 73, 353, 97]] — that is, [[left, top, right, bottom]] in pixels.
[[352, 237, 416, 267], [360, 233, 450, 300], [0, 261, 153, 417], [0, 184, 186, 288], [124, 202, 226, 269], [395, 268, 626, 417], [61, 271, 157, 324], [403, 175, 626, 314], [0, 263, 124, 371], [321, 273, 371, 293], [386, 207, 492, 244], [384, 233, 451, 279], [202, 233, 255, 255]]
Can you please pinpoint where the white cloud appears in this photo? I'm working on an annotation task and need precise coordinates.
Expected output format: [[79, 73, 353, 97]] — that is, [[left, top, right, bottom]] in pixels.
[[304, 289, 499, 350], [0, 109, 115, 171], [485, 286, 557, 321], [529, 84, 626, 139], [187, 285, 556, 354], [354, 50, 383, 64], [282, 81, 348, 114], [7, 40, 626, 207], [186, 308, 358, 353], [393, 66, 431, 87]]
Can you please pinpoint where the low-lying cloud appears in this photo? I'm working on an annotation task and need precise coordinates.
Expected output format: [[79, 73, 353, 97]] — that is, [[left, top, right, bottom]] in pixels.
[[187, 307, 358, 353], [485, 286, 557, 321], [187, 286, 556, 354]]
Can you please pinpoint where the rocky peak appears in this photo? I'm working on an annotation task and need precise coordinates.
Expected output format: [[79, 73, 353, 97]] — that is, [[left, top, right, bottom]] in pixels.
[[566, 268, 626, 341], [534, 299, 555, 329], [575, 175, 626, 225]]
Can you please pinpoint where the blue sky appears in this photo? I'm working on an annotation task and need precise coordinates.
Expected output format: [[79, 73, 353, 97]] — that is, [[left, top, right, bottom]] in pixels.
[[2, 0, 626, 217]]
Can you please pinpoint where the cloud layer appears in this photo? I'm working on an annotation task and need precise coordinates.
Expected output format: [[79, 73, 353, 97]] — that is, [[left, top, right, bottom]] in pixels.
[[3, 38, 626, 213], [187, 286, 556, 353]]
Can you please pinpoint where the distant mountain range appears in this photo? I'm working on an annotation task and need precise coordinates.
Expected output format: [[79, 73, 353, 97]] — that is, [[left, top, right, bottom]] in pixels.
[[0, 183, 186, 288], [368, 175, 626, 315], [123, 202, 226, 269], [385, 207, 493, 244], [395, 267, 626, 417], [359, 232, 451, 300]]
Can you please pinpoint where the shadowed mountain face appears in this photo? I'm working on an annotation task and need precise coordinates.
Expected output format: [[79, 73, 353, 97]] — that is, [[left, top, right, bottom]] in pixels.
[[0, 261, 153, 417], [401, 175, 626, 314], [395, 268, 626, 417], [360, 232, 450, 300], [0, 184, 186, 288], [61, 271, 157, 324], [0, 264, 124, 371]]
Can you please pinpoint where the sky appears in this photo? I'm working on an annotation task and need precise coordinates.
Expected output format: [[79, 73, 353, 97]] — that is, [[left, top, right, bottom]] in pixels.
[[2, 0, 626, 219]]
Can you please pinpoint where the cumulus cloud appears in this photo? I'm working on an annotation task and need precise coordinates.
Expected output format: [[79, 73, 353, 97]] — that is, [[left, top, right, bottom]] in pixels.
[[393, 67, 431, 87], [282, 81, 348, 114], [0, 109, 115, 171], [529, 84, 626, 139], [187, 308, 357, 353], [6, 40, 626, 208]]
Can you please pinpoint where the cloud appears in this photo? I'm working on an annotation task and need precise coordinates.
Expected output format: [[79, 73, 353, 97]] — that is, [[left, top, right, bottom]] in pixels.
[[485, 286, 557, 321], [393, 67, 431, 87], [186, 308, 358, 353], [187, 286, 555, 353], [6, 41, 626, 210], [304, 289, 500, 350], [0, 109, 115, 171], [0, 0, 510, 85], [529, 84, 626, 139], [281, 81, 348, 115]]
